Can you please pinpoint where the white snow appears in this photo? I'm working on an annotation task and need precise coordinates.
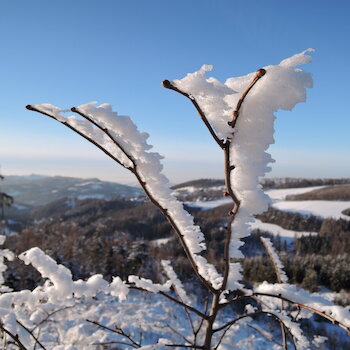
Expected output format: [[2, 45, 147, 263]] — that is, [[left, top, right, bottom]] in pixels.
[[150, 237, 172, 247], [266, 186, 326, 200], [77, 194, 106, 200], [260, 237, 288, 283], [188, 197, 231, 209], [272, 200, 350, 220], [173, 49, 314, 290], [32, 102, 223, 290], [249, 218, 317, 239]]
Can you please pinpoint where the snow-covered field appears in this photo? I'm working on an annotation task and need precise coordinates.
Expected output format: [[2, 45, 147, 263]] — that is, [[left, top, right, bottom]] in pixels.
[[188, 186, 350, 239], [272, 200, 350, 221], [265, 186, 326, 200], [249, 218, 317, 240]]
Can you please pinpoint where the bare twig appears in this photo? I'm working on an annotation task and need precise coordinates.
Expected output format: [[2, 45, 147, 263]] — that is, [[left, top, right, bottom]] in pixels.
[[87, 319, 141, 348], [70, 108, 217, 294], [163, 68, 267, 350], [128, 286, 207, 320], [194, 296, 209, 343], [226, 293, 350, 336], [92, 341, 138, 348], [247, 324, 283, 347], [71, 107, 136, 166], [254, 292, 350, 336], [0, 323, 27, 350], [27, 104, 216, 293], [213, 310, 296, 349], [32, 306, 74, 332], [260, 237, 288, 349], [162, 80, 225, 149], [228, 69, 266, 128], [25, 105, 134, 171], [16, 320, 46, 350], [161, 324, 193, 345], [164, 344, 204, 349]]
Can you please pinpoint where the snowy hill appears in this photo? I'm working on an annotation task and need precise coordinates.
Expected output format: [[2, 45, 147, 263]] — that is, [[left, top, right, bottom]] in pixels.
[[0, 175, 143, 206]]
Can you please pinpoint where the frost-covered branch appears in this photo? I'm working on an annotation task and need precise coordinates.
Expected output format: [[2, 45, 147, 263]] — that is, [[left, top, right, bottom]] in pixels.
[[162, 79, 225, 149], [225, 289, 350, 336], [16, 320, 47, 350], [20, 49, 350, 349], [260, 236, 288, 348], [212, 310, 297, 349], [163, 50, 313, 294], [260, 236, 288, 283], [0, 322, 27, 350], [87, 319, 141, 348], [253, 290, 350, 335], [26, 103, 222, 294]]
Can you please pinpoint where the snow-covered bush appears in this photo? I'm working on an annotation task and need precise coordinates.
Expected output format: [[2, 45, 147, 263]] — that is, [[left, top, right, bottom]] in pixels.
[[0, 49, 348, 349]]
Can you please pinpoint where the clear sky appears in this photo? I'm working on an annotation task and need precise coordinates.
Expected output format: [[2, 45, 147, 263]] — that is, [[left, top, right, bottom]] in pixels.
[[0, 0, 349, 185]]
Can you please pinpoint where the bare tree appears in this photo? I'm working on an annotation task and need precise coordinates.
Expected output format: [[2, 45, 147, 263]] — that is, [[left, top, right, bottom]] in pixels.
[[24, 51, 350, 349]]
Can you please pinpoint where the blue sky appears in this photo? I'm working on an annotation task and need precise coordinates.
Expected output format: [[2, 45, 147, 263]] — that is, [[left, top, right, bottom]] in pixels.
[[0, 0, 349, 185]]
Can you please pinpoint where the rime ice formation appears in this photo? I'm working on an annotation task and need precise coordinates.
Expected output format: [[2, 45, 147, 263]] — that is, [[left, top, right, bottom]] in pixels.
[[260, 236, 288, 283], [31, 102, 223, 290], [172, 49, 313, 289]]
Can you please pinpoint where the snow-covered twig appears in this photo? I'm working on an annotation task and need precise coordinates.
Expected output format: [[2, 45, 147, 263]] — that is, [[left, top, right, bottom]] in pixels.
[[26, 104, 221, 294]]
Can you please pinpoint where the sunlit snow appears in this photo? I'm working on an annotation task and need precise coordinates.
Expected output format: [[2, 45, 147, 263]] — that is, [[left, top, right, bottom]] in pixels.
[[272, 200, 350, 221]]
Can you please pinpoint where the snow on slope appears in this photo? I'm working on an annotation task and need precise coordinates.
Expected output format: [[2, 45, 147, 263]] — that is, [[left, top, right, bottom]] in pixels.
[[188, 198, 231, 209], [189, 186, 350, 221], [187, 185, 350, 240], [272, 200, 350, 221], [266, 186, 326, 200], [249, 218, 317, 240]]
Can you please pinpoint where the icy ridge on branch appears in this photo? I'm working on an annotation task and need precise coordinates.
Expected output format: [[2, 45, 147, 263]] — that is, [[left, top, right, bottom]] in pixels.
[[260, 236, 288, 283], [255, 282, 350, 328], [161, 260, 191, 304], [31, 103, 223, 290], [0, 235, 14, 292], [173, 49, 313, 289], [227, 49, 313, 260], [19, 247, 129, 301]]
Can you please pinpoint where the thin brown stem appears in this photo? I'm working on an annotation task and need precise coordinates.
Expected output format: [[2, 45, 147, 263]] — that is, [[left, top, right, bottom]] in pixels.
[[27, 103, 216, 293], [194, 296, 209, 340], [0, 323, 27, 350], [32, 306, 74, 332], [254, 292, 350, 336], [203, 293, 220, 350], [260, 237, 288, 349], [162, 80, 225, 149], [87, 319, 141, 348], [92, 341, 138, 348], [247, 324, 283, 347], [73, 109, 215, 291], [16, 321, 46, 350], [221, 142, 241, 292], [161, 324, 193, 345], [213, 310, 296, 350], [133, 169, 217, 293], [228, 68, 266, 128], [226, 293, 350, 336], [165, 344, 203, 349], [71, 107, 136, 166], [128, 286, 207, 320], [25, 105, 134, 171]]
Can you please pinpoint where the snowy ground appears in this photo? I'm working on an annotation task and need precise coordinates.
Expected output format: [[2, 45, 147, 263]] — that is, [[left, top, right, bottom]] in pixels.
[[265, 186, 327, 200], [249, 218, 317, 241], [272, 200, 350, 221], [187, 186, 350, 239]]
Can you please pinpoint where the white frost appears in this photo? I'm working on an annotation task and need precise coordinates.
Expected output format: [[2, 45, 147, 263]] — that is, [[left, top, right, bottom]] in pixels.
[[173, 50, 313, 290], [260, 236, 288, 283]]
